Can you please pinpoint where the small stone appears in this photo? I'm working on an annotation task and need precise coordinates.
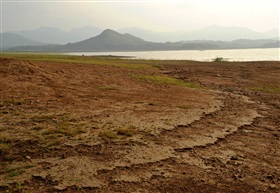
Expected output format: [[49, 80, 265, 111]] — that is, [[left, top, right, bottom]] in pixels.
[[53, 185, 67, 191], [26, 155, 32, 162], [269, 184, 277, 189]]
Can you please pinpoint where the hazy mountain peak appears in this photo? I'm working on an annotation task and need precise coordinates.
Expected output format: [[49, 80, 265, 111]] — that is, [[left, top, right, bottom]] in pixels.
[[96, 29, 144, 42], [100, 29, 120, 35]]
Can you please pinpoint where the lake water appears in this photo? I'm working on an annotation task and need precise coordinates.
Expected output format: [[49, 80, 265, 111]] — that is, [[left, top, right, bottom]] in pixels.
[[65, 48, 280, 61]]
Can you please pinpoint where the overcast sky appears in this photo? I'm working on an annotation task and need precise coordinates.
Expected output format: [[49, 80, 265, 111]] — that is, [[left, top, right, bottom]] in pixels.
[[1, 0, 279, 33]]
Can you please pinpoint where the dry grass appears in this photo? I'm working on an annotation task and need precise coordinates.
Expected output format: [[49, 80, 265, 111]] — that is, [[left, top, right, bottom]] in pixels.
[[99, 126, 138, 142]]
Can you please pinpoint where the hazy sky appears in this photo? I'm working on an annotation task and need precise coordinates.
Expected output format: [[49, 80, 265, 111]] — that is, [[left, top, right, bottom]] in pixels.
[[1, 0, 279, 33]]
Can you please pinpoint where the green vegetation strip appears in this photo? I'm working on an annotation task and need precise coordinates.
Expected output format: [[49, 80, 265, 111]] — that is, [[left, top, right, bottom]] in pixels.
[[1, 52, 152, 69], [251, 85, 280, 94], [134, 75, 198, 88]]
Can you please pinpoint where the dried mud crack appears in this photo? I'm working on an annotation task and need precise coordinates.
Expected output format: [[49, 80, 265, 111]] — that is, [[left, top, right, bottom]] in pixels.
[[0, 57, 279, 192]]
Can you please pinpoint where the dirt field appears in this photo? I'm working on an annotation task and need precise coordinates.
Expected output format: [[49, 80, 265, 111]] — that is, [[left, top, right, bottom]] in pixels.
[[0, 55, 279, 192]]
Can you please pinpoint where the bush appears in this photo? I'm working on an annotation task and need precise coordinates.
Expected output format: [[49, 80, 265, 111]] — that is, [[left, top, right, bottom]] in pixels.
[[212, 57, 226, 62]]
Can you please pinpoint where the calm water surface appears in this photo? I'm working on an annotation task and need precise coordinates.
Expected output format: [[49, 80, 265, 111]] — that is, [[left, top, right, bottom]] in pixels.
[[65, 48, 280, 61]]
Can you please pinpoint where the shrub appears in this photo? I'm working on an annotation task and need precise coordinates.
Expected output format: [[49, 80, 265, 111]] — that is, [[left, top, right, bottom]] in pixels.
[[212, 57, 226, 62]]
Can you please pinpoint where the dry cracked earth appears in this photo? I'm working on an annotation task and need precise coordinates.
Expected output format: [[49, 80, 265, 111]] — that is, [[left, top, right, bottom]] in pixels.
[[0, 57, 279, 192]]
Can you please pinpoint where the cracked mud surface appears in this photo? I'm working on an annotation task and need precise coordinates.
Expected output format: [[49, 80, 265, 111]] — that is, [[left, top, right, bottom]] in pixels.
[[0, 57, 279, 192]]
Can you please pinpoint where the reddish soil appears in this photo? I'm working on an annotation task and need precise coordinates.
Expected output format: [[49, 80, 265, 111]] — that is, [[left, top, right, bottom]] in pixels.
[[0, 57, 279, 192]]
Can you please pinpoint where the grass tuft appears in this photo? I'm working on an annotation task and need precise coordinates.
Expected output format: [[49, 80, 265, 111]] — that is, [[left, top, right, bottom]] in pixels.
[[98, 130, 118, 142], [1, 165, 34, 178], [98, 126, 138, 142], [116, 126, 137, 137]]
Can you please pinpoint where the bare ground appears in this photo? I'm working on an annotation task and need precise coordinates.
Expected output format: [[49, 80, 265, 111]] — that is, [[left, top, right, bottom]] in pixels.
[[0, 57, 279, 192]]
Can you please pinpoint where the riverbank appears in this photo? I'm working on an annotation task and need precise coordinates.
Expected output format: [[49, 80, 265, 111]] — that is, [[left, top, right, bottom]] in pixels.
[[0, 54, 279, 192]]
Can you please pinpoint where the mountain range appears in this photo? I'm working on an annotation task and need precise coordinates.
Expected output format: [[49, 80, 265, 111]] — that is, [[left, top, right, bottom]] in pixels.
[[118, 26, 279, 42], [4, 28, 279, 52], [3, 25, 279, 46]]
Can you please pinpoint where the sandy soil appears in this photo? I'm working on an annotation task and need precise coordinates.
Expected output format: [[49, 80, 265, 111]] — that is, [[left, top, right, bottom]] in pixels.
[[0, 57, 279, 192]]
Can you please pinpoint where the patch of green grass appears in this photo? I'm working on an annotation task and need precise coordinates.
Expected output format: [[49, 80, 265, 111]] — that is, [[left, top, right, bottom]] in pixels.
[[134, 75, 198, 88], [6, 170, 25, 178], [152, 64, 164, 69], [29, 113, 87, 146], [42, 123, 86, 137], [1, 165, 34, 178], [251, 85, 280, 94], [99, 126, 138, 142], [14, 182, 23, 193]]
